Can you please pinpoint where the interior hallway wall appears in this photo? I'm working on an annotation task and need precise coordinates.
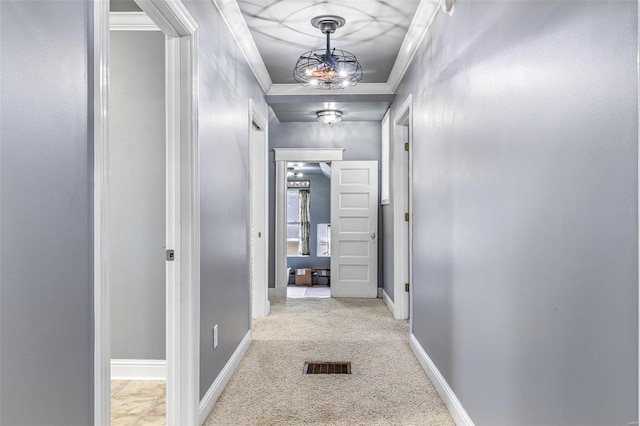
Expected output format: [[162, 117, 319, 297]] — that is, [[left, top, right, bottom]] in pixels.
[[268, 114, 382, 289], [0, 1, 93, 424], [180, 0, 268, 399], [109, 30, 166, 360], [395, 1, 638, 424]]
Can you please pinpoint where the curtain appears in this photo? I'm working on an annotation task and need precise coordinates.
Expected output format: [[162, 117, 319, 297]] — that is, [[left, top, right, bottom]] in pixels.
[[298, 189, 310, 256]]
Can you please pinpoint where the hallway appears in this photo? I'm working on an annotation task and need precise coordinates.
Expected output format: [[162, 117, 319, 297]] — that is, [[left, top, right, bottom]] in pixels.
[[204, 298, 454, 425]]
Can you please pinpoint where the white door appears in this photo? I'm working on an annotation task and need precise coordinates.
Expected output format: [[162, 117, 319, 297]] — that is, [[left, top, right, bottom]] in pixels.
[[331, 161, 379, 298], [250, 120, 269, 318]]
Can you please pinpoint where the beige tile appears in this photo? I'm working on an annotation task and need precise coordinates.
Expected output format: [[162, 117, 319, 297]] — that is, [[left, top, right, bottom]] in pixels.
[[111, 380, 130, 396], [111, 394, 159, 418], [111, 414, 140, 426], [135, 413, 166, 426], [146, 396, 166, 417], [117, 380, 166, 397]]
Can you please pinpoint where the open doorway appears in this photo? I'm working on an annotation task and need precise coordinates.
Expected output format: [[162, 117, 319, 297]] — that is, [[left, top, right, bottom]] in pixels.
[[108, 7, 167, 425], [273, 149, 379, 300], [286, 162, 332, 299], [94, 1, 199, 424], [392, 95, 413, 321]]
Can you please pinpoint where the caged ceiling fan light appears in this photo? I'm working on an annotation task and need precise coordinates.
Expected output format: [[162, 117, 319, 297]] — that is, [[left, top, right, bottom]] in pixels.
[[293, 15, 363, 89]]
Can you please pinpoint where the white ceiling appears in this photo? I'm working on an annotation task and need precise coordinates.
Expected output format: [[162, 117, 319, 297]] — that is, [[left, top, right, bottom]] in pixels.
[[232, 0, 439, 122], [113, 0, 443, 123], [236, 0, 422, 84]]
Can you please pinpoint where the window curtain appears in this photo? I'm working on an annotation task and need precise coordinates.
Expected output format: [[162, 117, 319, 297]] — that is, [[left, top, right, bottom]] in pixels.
[[298, 189, 310, 256]]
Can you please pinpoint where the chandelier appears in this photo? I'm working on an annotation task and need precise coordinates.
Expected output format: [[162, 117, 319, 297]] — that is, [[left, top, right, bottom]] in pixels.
[[316, 110, 342, 124], [293, 15, 363, 89]]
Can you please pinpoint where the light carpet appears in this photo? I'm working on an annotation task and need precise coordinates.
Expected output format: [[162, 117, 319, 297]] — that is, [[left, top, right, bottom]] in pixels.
[[204, 298, 455, 426]]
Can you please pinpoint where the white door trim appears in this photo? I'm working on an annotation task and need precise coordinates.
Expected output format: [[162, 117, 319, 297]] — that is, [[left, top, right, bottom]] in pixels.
[[93, 1, 110, 423], [249, 99, 269, 318], [109, 11, 159, 31], [273, 148, 344, 297], [94, 2, 200, 425], [392, 95, 413, 321]]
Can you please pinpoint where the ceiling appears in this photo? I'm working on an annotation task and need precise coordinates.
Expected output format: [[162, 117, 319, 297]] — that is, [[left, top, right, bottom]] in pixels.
[[231, 0, 441, 122], [236, 0, 422, 85], [111, 0, 443, 123]]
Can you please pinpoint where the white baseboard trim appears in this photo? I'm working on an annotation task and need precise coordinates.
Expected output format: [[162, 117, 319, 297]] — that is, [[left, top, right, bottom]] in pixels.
[[199, 330, 252, 425], [382, 288, 394, 315], [268, 288, 276, 298], [377, 287, 384, 298], [273, 286, 287, 298], [110, 359, 166, 380], [409, 334, 474, 426]]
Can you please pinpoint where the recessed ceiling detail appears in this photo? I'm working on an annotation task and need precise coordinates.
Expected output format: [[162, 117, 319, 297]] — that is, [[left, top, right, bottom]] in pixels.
[[237, 0, 422, 85]]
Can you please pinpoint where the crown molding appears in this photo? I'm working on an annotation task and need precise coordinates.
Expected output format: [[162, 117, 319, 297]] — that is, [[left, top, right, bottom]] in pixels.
[[109, 12, 160, 31], [386, 0, 441, 92], [211, 0, 439, 97], [210, 0, 273, 93], [268, 83, 394, 97]]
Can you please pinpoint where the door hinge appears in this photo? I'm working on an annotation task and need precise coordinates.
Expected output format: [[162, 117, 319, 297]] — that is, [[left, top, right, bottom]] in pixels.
[[166, 249, 175, 261], [404, 142, 409, 152], [405, 212, 410, 222], [405, 282, 410, 292]]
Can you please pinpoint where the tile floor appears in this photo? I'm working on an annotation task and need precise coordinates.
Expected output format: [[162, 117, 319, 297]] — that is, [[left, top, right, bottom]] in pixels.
[[287, 284, 331, 298], [111, 380, 166, 426]]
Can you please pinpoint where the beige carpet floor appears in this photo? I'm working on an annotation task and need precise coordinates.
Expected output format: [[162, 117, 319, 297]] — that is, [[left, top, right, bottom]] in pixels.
[[204, 298, 455, 426]]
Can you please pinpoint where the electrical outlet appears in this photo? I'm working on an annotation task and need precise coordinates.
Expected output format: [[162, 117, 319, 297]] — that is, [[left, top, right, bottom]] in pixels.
[[213, 325, 218, 349]]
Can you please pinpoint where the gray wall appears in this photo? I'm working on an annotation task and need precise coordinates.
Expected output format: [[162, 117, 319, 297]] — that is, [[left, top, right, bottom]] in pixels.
[[287, 173, 331, 275], [109, 31, 166, 360], [396, 1, 638, 424], [268, 115, 382, 288], [180, 0, 268, 399], [0, 1, 93, 424]]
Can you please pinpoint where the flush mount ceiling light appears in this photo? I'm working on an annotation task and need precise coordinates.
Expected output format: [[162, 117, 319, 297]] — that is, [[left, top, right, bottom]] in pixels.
[[293, 15, 363, 89], [317, 110, 342, 124]]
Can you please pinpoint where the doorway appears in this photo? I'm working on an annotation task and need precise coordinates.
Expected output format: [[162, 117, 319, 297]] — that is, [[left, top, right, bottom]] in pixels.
[[273, 149, 344, 298], [392, 95, 413, 321], [285, 162, 332, 299], [93, 1, 200, 424], [108, 13, 167, 425], [273, 149, 379, 300]]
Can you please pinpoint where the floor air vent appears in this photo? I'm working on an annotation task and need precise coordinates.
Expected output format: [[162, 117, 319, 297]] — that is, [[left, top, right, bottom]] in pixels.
[[303, 362, 351, 374]]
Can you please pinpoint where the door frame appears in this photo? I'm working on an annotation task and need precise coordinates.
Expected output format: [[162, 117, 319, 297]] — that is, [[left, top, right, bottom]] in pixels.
[[273, 148, 344, 297], [392, 95, 413, 322], [93, 2, 200, 424], [249, 100, 269, 318]]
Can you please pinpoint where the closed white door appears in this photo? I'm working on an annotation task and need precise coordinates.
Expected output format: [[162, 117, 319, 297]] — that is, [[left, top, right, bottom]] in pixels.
[[331, 161, 379, 298], [250, 121, 269, 318]]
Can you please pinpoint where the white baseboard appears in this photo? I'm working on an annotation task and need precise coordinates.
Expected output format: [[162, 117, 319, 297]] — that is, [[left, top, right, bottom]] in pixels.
[[268, 288, 276, 298], [382, 288, 394, 315], [377, 287, 384, 298], [273, 286, 287, 298], [199, 330, 252, 425], [110, 359, 166, 380], [409, 334, 474, 426]]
